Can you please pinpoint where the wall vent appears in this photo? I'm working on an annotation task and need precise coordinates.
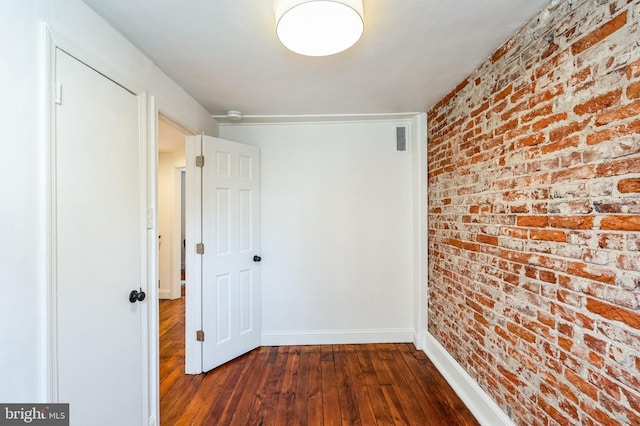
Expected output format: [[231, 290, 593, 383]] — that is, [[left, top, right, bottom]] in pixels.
[[396, 127, 407, 152]]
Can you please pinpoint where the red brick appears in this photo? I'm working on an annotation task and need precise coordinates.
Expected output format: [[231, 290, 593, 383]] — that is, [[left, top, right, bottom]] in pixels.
[[530, 229, 567, 242], [529, 84, 564, 106], [515, 133, 545, 148], [494, 325, 517, 345], [581, 401, 620, 426], [491, 37, 516, 63], [541, 41, 559, 60], [552, 165, 596, 182], [477, 234, 499, 246], [535, 55, 560, 79], [549, 216, 594, 230], [511, 83, 536, 104], [564, 369, 598, 402], [521, 104, 553, 124], [548, 119, 589, 142], [498, 364, 521, 386], [426, 1, 640, 423], [539, 398, 572, 426], [628, 81, 640, 99], [495, 84, 513, 102], [539, 270, 557, 284], [597, 157, 640, 177], [566, 261, 616, 285], [586, 298, 640, 329], [571, 10, 628, 56], [588, 351, 604, 369], [466, 298, 484, 314], [494, 119, 519, 136], [537, 311, 555, 328], [620, 387, 640, 417], [540, 135, 580, 155], [558, 398, 579, 421], [502, 102, 530, 122], [558, 335, 573, 351], [590, 372, 622, 401], [583, 334, 607, 354], [595, 99, 640, 126], [471, 101, 490, 117], [588, 119, 640, 145], [600, 216, 640, 231], [473, 312, 489, 328], [586, 128, 613, 145], [509, 204, 529, 214], [618, 178, 640, 194], [573, 90, 622, 115], [570, 67, 591, 86], [532, 112, 567, 132], [517, 215, 548, 227], [508, 321, 537, 343]]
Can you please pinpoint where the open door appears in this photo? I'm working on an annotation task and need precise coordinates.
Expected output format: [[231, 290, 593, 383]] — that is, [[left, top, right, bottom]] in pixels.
[[187, 135, 261, 372]]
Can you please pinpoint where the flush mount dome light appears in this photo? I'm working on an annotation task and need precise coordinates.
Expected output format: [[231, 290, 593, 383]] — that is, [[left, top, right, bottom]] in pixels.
[[276, 0, 364, 56]]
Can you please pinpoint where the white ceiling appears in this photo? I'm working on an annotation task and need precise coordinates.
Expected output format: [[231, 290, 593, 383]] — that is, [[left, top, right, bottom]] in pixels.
[[81, 0, 549, 119]]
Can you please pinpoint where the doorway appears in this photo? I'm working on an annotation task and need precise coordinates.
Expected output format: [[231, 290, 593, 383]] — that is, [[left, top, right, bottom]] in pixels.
[[157, 114, 190, 300], [157, 114, 193, 421]]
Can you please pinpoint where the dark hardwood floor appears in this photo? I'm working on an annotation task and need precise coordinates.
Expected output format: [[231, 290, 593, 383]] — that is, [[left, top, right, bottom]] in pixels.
[[160, 292, 479, 425]]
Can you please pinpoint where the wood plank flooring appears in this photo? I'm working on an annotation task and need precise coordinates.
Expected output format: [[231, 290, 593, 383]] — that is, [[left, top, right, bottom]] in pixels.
[[160, 294, 479, 426]]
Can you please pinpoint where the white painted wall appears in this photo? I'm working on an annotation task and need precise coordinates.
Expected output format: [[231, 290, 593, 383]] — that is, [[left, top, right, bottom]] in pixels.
[[0, 0, 217, 403], [220, 120, 414, 344], [158, 151, 185, 299]]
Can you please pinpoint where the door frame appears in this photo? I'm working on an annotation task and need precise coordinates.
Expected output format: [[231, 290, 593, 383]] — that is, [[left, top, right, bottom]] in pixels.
[[43, 25, 157, 424], [184, 135, 202, 374]]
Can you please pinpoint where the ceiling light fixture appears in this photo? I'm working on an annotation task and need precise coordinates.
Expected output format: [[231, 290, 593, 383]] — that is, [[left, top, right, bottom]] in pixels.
[[275, 0, 364, 57]]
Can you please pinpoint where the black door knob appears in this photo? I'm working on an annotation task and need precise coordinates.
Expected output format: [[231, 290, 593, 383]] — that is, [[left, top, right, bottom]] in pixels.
[[129, 288, 146, 303], [253, 255, 262, 262]]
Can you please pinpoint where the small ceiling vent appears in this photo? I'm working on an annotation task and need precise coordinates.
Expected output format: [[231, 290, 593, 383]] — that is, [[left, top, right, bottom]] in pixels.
[[226, 110, 242, 121], [396, 127, 407, 152]]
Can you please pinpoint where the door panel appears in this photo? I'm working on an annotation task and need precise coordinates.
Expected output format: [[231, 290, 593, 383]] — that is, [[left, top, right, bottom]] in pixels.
[[55, 49, 144, 425], [200, 135, 261, 372]]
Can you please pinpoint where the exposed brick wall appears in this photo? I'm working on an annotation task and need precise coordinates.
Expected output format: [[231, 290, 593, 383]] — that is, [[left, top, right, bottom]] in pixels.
[[427, 1, 640, 425]]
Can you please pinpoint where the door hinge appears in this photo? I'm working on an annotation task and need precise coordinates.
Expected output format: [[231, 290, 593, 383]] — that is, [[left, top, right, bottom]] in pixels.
[[54, 82, 62, 105], [196, 330, 205, 342], [196, 243, 205, 255], [195, 155, 205, 168]]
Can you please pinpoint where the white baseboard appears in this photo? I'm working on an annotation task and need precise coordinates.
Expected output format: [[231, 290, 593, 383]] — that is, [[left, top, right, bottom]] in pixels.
[[261, 328, 413, 346], [412, 330, 426, 351], [423, 333, 514, 426], [158, 288, 171, 299]]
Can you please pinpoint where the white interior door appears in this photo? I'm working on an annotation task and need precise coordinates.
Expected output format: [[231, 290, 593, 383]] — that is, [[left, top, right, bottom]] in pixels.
[[199, 135, 261, 372], [55, 49, 145, 425]]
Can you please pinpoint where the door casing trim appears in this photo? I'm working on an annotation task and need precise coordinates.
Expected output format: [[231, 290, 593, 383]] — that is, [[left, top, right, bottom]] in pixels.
[[43, 24, 157, 425]]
